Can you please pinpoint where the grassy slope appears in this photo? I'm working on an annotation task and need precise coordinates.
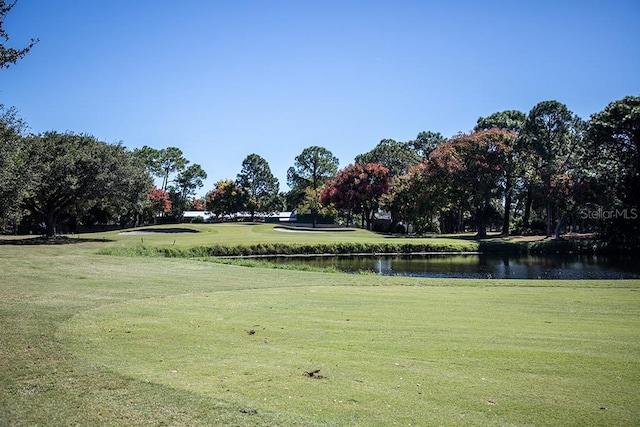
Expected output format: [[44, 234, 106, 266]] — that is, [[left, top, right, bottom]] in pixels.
[[1, 226, 639, 425]]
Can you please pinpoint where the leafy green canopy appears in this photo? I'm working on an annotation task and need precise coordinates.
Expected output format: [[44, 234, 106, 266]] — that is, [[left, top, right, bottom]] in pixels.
[[355, 132, 445, 177], [22, 132, 151, 236], [0, 104, 28, 231], [133, 145, 206, 218], [236, 153, 281, 219], [205, 180, 245, 219], [286, 146, 339, 225], [287, 146, 339, 190], [586, 96, 640, 243]]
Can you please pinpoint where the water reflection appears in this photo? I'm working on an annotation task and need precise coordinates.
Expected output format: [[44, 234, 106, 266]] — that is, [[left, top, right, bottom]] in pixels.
[[268, 254, 640, 280]]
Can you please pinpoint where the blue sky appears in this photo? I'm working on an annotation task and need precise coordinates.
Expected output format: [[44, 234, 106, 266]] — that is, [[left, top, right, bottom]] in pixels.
[[2, 0, 639, 196]]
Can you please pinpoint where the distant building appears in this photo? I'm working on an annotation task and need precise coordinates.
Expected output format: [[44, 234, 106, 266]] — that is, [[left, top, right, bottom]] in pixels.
[[265, 210, 335, 227], [181, 211, 215, 222], [265, 211, 297, 224]]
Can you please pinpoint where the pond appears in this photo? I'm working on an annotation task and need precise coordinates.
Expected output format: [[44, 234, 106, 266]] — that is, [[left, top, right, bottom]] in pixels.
[[265, 253, 640, 280]]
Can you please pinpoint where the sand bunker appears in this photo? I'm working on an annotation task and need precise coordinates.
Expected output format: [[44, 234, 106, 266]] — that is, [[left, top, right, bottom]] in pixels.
[[274, 228, 326, 233], [273, 226, 353, 233], [119, 228, 199, 235]]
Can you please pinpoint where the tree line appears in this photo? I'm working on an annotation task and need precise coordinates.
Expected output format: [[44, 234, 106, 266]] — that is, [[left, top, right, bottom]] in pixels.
[[322, 97, 638, 244], [330, 97, 638, 244], [1, 95, 638, 243], [295, 97, 638, 244]]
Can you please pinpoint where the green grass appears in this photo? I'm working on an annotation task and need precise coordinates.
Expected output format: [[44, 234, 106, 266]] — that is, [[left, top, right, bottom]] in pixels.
[[97, 223, 484, 252], [80, 223, 614, 256], [1, 225, 639, 425]]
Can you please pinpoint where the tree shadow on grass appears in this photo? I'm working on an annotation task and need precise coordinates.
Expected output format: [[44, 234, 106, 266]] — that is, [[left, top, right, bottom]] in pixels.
[[0, 236, 114, 245]]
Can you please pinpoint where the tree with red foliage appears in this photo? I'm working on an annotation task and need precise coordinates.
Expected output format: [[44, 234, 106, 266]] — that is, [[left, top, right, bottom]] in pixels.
[[321, 163, 390, 230], [149, 186, 171, 217], [382, 162, 447, 234], [430, 129, 516, 237], [205, 180, 246, 219], [191, 197, 206, 211], [475, 110, 526, 235]]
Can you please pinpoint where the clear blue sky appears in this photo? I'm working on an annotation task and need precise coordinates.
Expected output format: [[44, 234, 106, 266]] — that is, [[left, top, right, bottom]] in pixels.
[[2, 0, 639, 196]]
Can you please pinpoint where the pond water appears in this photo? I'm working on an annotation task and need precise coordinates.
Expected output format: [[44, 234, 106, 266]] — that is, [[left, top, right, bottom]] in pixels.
[[266, 253, 640, 280]]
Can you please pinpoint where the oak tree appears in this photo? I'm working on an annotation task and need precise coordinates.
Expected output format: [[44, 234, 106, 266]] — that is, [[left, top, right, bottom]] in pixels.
[[22, 132, 151, 236], [0, 104, 29, 232]]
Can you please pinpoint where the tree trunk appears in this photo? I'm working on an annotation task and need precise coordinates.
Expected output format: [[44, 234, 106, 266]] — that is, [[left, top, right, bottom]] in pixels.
[[45, 212, 57, 237], [523, 184, 533, 228], [475, 208, 487, 238], [365, 209, 374, 230], [502, 179, 513, 236], [546, 202, 553, 238], [554, 211, 574, 240]]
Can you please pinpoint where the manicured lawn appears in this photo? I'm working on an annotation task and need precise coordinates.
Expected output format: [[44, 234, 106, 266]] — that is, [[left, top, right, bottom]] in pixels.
[[85, 223, 602, 255], [1, 225, 639, 425], [97, 222, 484, 251]]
